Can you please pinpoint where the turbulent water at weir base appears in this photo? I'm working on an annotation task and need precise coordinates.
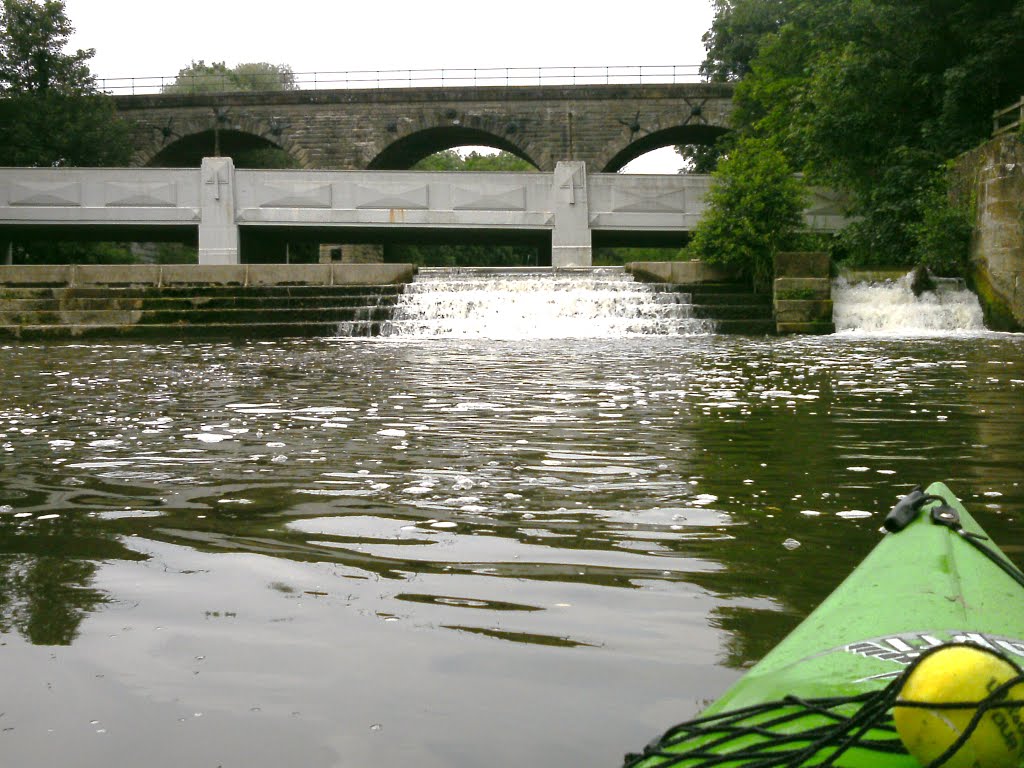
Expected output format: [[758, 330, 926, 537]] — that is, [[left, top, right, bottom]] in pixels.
[[384, 266, 988, 338], [383, 267, 714, 338], [832, 272, 986, 333], [1, 269, 1022, 768]]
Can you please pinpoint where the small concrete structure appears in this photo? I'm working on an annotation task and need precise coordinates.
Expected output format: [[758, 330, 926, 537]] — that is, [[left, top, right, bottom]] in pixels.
[[773, 251, 834, 334], [0, 159, 849, 268]]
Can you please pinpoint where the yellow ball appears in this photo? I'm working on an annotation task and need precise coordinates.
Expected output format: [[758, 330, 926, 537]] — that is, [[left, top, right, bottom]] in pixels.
[[894, 644, 1024, 768]]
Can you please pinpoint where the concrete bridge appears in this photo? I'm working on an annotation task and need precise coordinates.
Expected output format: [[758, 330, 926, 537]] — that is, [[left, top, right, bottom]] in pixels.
[[0, 158, 848, 266], [114, 83, 735, 172]]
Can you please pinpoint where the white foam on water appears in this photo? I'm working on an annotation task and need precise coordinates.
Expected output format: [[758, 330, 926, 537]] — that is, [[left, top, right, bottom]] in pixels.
[[382, 267, 714, 339], [832, 272, 985, 334]]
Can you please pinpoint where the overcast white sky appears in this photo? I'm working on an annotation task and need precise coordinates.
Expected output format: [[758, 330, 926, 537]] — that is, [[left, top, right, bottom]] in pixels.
[[64, 0, 717, 172]]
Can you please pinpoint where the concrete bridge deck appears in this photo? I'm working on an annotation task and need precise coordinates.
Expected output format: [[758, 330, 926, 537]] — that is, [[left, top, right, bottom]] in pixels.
[[0, 158, 848, 266]]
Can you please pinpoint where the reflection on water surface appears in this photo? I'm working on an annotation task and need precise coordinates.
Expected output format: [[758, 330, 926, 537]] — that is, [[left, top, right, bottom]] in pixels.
[[1, 335, 1022, 767]]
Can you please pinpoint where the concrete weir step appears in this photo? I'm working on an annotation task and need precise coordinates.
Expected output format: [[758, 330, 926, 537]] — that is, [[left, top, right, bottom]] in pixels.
[[61, 284, 406, 300], [63, 294, 402, 312], [0, 265, 415, 339], [0, 320, 388, 341], [673, 283, 775, 334]]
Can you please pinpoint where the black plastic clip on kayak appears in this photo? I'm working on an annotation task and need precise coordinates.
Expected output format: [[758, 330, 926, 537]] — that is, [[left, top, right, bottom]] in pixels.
[[883, 486, 927, 532], [922, 493, 1024, 593], [883, 486, 1024, 592], [928, 499, 962, 530]]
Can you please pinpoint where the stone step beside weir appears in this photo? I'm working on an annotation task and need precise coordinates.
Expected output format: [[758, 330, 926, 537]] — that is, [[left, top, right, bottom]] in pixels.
[[627, 262, 777, 335], [0, 264, 414, 340], [686, 285, 775, 334], [628, 257, 835, 335]]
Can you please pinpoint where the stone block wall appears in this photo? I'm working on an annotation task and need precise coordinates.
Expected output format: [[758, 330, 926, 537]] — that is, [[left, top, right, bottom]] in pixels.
[[955, 134, 1024, 330], [773, 251, 834, 334]]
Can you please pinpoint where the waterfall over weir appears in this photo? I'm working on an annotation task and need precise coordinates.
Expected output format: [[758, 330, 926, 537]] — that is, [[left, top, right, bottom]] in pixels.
[[381, 267, 715, 339], [832, 271, 986, 334]]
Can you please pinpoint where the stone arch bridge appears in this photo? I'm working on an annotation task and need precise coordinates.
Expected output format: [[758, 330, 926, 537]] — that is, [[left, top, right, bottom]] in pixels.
[[114, 83, 734, 171]]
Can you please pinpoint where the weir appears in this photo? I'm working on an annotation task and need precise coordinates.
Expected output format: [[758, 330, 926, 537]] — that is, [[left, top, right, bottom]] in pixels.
[[382, 267, 716, 339], [832, 272, 986, 333]]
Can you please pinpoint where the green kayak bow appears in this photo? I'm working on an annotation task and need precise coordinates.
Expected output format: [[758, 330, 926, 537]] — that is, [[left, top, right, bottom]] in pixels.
[[626, 482, 1024, 768]]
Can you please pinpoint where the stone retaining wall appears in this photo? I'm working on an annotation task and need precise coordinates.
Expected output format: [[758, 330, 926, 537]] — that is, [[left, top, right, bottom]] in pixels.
[[954, 134, 1024, 330]]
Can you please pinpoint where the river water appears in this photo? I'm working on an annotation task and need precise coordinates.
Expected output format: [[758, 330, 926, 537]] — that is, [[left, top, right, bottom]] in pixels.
[[1, 274, 1023, 768]]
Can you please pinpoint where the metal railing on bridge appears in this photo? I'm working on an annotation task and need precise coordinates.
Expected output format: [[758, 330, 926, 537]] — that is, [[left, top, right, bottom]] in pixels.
[[993, 95, 1024, 137], [97, 64, 706, 96]]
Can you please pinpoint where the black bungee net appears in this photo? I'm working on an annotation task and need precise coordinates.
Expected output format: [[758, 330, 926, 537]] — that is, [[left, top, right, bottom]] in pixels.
[[623, 488, 1024, 768]]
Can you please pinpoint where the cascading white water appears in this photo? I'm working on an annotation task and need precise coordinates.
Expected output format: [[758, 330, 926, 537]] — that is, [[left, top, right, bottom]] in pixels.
[[832, 271, 986, 333], [381, 267, 714, 339]]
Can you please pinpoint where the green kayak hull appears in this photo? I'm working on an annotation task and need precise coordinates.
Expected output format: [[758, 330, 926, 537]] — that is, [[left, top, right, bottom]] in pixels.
[[630, 482, 1024, 767]]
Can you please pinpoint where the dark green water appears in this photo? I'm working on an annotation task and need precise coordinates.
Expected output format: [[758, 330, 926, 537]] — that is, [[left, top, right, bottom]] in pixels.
[[1, 334, 1022, 767]]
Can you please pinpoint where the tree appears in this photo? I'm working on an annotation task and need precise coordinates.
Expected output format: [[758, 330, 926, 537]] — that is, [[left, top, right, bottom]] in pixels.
[[161, 60, 297, 94], [0, 0, 91, 93], [0, 0, 128, 167], [700, 0, 794, 81], [411, 148, 535, 173], [675, 135, 732, 174], [687, 137, 805, 291], [702, 0, 1024, 269]]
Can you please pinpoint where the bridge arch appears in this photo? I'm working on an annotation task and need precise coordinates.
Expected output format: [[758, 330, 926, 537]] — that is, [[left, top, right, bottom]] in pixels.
[[598, 124, 729, 174], [136, 114, 310, 168], [367, 123, 542, 171]]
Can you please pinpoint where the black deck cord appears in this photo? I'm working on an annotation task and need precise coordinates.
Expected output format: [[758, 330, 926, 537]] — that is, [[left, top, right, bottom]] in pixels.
[[623, 643, 1024, 768], [918, 493, 1024, 592], [885, 487, 1024, 592]]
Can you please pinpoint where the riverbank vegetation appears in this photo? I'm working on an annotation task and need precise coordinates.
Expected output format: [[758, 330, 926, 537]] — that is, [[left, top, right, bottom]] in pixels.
[[161, 60, 297, 95], [688, 0, 1024, 278], [1, 0, 134, 264], [0, 0, 128, 168]]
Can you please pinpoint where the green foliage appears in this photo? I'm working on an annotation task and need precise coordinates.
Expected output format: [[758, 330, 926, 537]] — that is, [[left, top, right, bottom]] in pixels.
[[701, 0, 793, 81], [10, 240, 135, 264], [232, 146, 300, 169], [162, 60, 297, 94], [675, 134, 733, 174], [909, 169, 974, 277], [687, 138, 805, 290], [0, 90, 129, 166], [0, 0, 129, 167], [411, 149, 534, 172], [707, 0, 1024, 269], [0, 0, 91, 93]]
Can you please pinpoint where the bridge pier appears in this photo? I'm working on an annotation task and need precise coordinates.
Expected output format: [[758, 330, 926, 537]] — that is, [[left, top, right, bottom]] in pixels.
[[199, 157, 240, 265], [552, 162, 592, 267]]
